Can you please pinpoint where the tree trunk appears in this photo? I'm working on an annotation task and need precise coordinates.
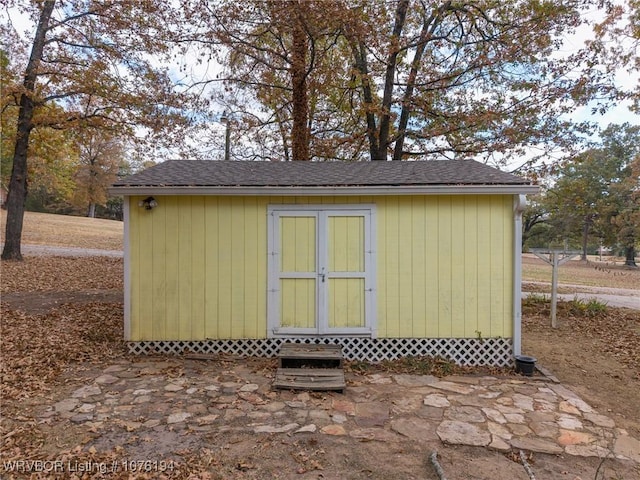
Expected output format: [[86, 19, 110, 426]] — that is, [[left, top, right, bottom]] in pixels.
[[291, 6, 310, 161], [275, 111, 290, 161], [375, 0, 409, 161], [580, 214, 592, 261], [2, 0, 55, 261], [392, 3, 450, 161], [87, 203, 96, 218], [624, 246, 637, 267], [392, 24, 428, 161], [347, 36, 378, 160]]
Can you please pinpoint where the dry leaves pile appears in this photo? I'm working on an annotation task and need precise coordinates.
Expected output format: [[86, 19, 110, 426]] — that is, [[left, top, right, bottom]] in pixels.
[[0, 302, 125, 401], [2, 255, 125, 476], [1, 256, 125, 401], [346, 355, 516, 377], [523, 298, 640, 374], [1, 257, 123, 293]]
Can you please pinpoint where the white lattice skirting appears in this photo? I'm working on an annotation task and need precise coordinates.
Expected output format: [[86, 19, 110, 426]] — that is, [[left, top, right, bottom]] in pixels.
[[128, 337, 513, 367]]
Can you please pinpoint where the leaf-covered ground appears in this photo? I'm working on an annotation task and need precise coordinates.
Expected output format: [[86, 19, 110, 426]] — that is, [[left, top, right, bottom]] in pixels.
[[1, 257, 125, 402], [1, 255, 639, 479], [0, 302, 125, 402], [523, 296, 640, 374], [0, 211, 123, 251], [1, 256, 123, 293], [522, 296, 640, 438], [521, 254, 640, 290]]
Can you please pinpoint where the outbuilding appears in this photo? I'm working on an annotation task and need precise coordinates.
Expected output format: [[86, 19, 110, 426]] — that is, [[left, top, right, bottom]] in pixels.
[[110, 160, 538, 366]]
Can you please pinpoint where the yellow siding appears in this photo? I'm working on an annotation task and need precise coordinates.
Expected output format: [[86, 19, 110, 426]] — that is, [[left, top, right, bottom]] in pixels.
[[423, 198, 440, 337], [397, 199, 414, 337], [373, 195, 513, 339], [127, 194, 514, 341], [379, 197, 400, 336], [216, 197, 233, 339], [129, 196, 267, 340], [437, 197, 452, 338], [450, 196, 465, 337], [189, 197, 206, 339], [203, 197, 219, 339], [409, 197, 426, 337], [463, 196, 479, 338], [151, 198, 167, 339], [164, 196, 180, 339], [243, 197, 260, 338]]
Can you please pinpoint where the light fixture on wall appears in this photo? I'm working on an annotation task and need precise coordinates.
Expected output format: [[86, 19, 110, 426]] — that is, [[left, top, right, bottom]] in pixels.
[[139, 196, 158, 210]]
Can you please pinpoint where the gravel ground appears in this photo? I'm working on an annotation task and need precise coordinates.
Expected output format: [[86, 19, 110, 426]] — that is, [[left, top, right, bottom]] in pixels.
[[522, 284, 640, 310]]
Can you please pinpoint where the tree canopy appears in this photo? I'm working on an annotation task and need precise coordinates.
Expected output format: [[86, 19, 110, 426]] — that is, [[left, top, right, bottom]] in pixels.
[[530, 124, 640, 265], [1, 0, 199, 259], [70, 130, 124, 218], [592, 0, 640, 112], [2, 0, 638, 261], [188, 0, 619, 164]]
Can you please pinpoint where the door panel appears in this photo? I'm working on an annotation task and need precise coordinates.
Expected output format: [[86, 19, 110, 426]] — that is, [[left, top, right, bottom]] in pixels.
[[327, 215, 366, 330], [328, 216, 364, 272], [280, 278, 316, 328], [280, 216, 316, 272], [328, 278, 365, 328], [268, 206, 375, 337], [277, 214, 318, 332]]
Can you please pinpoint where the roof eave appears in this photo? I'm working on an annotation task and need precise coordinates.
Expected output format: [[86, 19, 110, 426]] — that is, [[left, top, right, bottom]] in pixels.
[[109, 184, 539, 196]]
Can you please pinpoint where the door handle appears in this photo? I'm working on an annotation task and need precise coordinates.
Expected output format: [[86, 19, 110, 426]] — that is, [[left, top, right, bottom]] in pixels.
[[319, 268, 326, 283]]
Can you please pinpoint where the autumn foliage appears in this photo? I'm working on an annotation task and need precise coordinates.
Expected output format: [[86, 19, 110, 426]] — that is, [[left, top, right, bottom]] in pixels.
[[195, 0, 621, 163], [3, 0, 639, 260]]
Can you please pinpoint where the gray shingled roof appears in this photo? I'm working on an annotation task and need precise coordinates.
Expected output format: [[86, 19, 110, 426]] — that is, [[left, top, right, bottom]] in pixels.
[[113, 160, 530, 187]]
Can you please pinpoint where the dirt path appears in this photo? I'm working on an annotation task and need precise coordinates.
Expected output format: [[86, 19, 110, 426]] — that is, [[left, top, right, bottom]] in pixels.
[[525, 281, 639, 297], [522, 289, 640, 310], [1, 243, 123, 258], [0, 290, 123, 314]]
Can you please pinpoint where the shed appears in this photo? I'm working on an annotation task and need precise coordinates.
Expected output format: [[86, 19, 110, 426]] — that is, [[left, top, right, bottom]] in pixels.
[[110, 160, 538, 366]]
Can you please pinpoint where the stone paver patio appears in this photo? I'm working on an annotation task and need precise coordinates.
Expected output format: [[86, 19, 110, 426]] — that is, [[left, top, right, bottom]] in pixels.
[[41, 359, 640, 464]]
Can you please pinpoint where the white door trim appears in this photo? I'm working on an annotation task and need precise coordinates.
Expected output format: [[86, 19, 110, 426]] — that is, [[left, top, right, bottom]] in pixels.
[[267, 204, 377, 338]]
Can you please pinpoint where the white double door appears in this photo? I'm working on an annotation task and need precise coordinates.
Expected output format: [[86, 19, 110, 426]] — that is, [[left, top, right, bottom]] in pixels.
[[267, 206, 375, 336]]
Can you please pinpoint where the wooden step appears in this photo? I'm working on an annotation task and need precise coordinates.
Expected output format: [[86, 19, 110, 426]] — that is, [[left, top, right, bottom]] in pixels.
[[273, 368, 346, 392], [277, 343, 344, 369]]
